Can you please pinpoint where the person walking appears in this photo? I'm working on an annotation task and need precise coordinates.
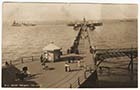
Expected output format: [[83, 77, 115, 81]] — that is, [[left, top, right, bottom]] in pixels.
[[42, 52, 48, 69]]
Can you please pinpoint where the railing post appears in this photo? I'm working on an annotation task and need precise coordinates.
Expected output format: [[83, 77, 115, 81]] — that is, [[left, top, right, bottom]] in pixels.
[[130, 47, 133, 73], [84, 71, 87, 79], [78, 77, 80, 86], [70, 83, 72, 88], [32, 56, 34, 61], [10, 60, 12, 65], [90, 67, 92, 73], [21, 57, 24, 63]]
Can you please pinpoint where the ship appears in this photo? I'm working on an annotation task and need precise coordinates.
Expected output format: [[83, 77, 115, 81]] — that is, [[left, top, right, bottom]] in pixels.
[[12, 20, 36, 27], [12, 20, 22, 26], [22, 23, 36, 26]]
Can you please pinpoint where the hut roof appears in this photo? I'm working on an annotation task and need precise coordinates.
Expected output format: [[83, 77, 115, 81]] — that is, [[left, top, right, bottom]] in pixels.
[[43, 42, 61, 51]]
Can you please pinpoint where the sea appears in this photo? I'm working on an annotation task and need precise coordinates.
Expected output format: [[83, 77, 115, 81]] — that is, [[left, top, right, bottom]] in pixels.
[[2, 19, 138, 87]]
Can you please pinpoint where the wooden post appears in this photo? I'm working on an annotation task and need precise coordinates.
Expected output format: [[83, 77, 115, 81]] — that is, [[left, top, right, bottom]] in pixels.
[[70, 83, 72, 88], [84, 71, 87, 79], [21, 57, 24, 63], [10, 60, 12, 65], [32, 56, 34, 61], [130, 48, 133, 73], [128, 60, 131, 71], [89, 67, 92, 73], [94, 52, 97, 66], [78, 77, 80, 86]]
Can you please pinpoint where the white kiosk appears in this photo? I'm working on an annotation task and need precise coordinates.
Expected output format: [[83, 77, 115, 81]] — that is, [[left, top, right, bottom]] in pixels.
[[43, 42, 61, 62]]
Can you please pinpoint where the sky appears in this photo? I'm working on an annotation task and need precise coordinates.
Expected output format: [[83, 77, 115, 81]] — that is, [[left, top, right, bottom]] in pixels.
[[2, 3, 138, 23]]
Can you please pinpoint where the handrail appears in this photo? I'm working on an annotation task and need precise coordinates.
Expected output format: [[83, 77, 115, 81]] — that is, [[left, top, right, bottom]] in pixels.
[[3, 55, 97, 88], [2, 55, 40, 66], [70, 64, 96, 88]]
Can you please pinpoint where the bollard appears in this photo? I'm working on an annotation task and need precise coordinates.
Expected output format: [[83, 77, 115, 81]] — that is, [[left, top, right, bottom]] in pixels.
[[78, 77, 80, 86]]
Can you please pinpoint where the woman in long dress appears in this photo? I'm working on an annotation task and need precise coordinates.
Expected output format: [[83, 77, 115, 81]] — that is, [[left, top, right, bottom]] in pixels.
[[41, 52, 48, 69]]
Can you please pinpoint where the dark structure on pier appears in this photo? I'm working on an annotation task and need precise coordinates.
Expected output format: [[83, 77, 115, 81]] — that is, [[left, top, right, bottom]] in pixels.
[[92, 48, 137, 72]]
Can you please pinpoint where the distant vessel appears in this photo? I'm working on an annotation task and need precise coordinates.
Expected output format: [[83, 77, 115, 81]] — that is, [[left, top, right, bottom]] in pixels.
[[12, 20, 36, 27], [12, 21, 21, 26], [22, 23, 36, 26]]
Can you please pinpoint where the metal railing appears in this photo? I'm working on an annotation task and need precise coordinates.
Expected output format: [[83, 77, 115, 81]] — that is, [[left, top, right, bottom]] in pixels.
[[69, 64, 96, 88], [2, 55, 40, 66], [2, 55, 97, 88]]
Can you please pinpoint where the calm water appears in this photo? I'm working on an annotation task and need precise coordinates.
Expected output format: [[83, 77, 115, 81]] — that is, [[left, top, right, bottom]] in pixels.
[[2, 24, 78, 60], [2, 20, 137, 61], [2, 20, 138, 87]]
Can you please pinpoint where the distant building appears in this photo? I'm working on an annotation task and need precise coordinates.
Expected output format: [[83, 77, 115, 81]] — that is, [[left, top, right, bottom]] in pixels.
[[43, 42, 61, 62]]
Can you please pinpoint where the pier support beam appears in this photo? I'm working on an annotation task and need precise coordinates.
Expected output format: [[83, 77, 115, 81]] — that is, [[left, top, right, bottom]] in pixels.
[[130, 50, 134, 73], [128, 48, 134, 73]]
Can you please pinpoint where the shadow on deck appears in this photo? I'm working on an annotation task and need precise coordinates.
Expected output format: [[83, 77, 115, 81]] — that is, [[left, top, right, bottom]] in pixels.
[[2, 65, 40, 88], [79, 70, 137, 88], [55, 54, 85, 62]]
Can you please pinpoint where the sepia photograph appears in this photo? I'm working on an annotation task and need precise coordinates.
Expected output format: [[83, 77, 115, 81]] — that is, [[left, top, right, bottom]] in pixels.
[[2, 2, 138, 88]]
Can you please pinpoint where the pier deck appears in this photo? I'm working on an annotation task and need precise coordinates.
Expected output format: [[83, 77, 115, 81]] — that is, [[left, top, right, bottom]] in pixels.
[[15, 50, 93, 88]]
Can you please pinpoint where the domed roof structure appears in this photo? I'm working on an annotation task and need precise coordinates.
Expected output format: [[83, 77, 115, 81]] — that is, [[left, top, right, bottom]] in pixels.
[[43, 42, 61, 51]]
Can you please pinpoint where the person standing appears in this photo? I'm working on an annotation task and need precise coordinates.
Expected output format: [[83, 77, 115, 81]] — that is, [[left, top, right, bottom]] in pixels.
[[5, 61, 9, 67], [67, 49, 70, 54], [65, 62, 70, 72], [40, 53, 44, 63], [77, 60, 81, 68]]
